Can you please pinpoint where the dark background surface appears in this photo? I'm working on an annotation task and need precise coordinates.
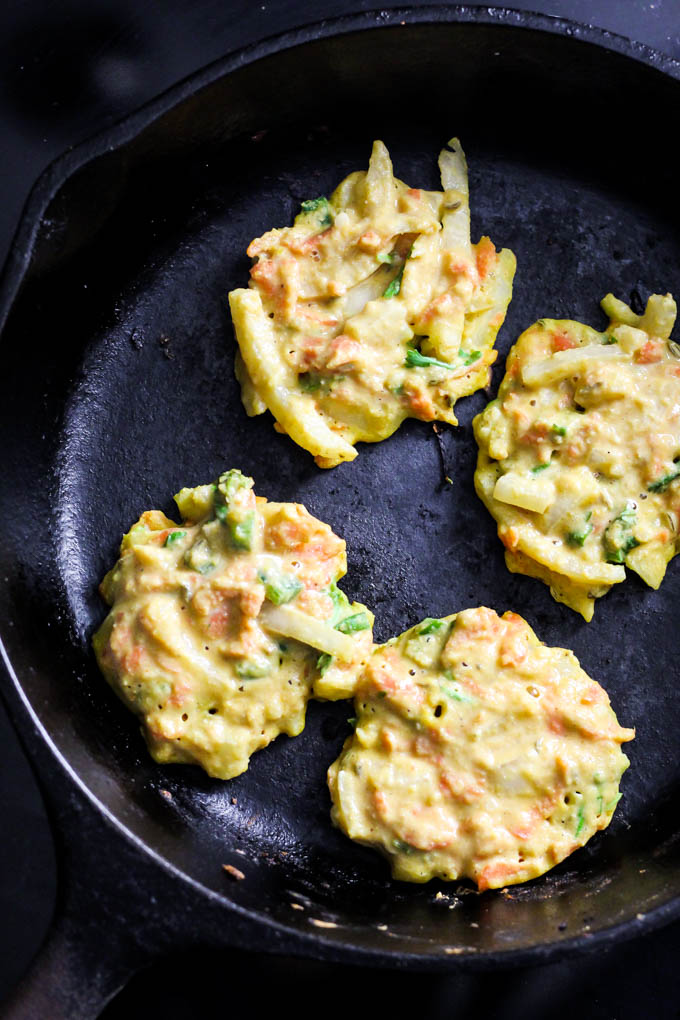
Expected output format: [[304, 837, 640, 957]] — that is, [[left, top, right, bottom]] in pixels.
[[2, 1, 680, 1016]]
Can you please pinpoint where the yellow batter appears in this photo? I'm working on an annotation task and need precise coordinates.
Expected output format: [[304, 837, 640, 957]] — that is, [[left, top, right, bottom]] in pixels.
[[93, 470, 373, 779], [474, 292, 680, 619], [328, 607, 633, 887], [229, 138, 515, 467]]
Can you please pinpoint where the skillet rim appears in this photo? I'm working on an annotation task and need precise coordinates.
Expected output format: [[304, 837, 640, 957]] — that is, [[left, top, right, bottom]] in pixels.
[[2, 3, 680, 970], [2, 2, 680, 332]]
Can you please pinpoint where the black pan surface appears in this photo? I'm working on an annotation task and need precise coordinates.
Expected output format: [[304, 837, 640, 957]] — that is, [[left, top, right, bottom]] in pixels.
[[2, 6, 680, 989]]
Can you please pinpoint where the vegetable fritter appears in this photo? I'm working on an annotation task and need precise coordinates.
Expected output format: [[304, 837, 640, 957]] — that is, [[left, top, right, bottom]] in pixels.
[[474, 292, 680, 619], [328, 607, 633, 887], [229, 138, 516, 467], [93, 470, 372, 779]]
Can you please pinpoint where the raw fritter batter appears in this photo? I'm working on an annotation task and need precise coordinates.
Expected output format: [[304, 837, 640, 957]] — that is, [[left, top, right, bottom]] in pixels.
[[229, 138, 515, 467], [93, 470, 373, 779], [328, 607, 633, 888], [474, 292, 680, 619]]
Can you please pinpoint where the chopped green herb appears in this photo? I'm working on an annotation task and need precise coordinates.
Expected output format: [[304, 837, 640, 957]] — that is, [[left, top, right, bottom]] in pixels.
[[299, 372, 324, 391], [575, 803, 586, 837], [231, 515, 255, 550], [567, 523, 593, 547], [260, 570, 303, 606], [133, 679, 172, 713], [327, 582, 350, 625], [336, 611, 371, 634], [383, 264, 405, 298], [347, 716, 358, 729], [418, 618, 446, 635], [164, 530, 187, 546], [618, 502, 636, 525], [215, 469, 255, 550], [404, 620, 450, 668], [648, 467, 680, 493], [439, 671, 472, 703], [531, 462, 550, 473], [404, 348, 452, 371], [216, 468, 251, 506], [300, 196, 327, 212], [300, 196, 333, 229], [317, 652, 333, 675], [377, 251, 397, 264], [602, 334, 618, 345], [184, 537, 215, 575], [551, 424, 567, 437], [235, 656, 272, 679], [606, 792, 622, 811], [392, 839, 414, 854], [440, 683, 471, 703], [605, 541, 638, 564], [459, 349, 481, 366], [604, 501, 639, 562]]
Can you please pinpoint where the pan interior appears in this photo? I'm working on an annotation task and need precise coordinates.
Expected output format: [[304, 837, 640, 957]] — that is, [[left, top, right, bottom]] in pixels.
[[2, 18, 680, 958]]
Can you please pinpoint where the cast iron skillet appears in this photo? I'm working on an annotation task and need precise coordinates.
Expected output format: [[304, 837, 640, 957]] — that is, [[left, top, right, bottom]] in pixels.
[[2, 6, 680, 1017]]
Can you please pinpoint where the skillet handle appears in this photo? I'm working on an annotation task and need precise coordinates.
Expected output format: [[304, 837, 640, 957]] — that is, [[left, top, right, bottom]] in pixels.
[[0, 715, 281, 1019], [0, 904, 136, 1020], [0, 755, 168, 1019], [0, 795, 159, 1020]]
